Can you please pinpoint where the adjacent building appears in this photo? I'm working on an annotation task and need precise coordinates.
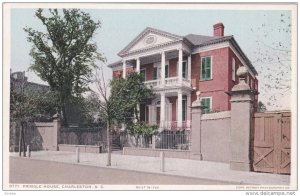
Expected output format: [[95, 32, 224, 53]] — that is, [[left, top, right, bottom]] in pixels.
[[108, 23, 258, 130]]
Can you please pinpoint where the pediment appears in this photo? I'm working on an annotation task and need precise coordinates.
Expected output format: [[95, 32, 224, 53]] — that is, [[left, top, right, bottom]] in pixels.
[[118, 27, 182, 56]]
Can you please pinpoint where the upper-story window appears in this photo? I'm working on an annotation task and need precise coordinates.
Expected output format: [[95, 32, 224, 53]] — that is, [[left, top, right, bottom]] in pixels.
[[153, 63, 169, 80], [177, 61, 187, 79], [232, 58, 236, 81], [201, 56, 212, 81]]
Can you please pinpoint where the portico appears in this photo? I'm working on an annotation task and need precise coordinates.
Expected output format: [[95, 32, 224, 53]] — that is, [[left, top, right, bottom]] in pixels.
[[116, 27, 195, 130]]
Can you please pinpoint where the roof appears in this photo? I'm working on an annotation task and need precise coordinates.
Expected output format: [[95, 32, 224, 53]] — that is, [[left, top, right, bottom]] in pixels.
[[184, 34, 221, 45], [107, 60, 122, 68], [107, 27, 258, 75]]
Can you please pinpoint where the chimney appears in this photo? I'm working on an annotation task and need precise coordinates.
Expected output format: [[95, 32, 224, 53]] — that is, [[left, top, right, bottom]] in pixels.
[[213, 23, 224, 37]]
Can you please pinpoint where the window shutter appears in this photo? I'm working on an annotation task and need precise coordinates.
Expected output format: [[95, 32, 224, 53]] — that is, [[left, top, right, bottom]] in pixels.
[[182, 99, 186, 121], [182, 62, 186, 79], [165, 65, 169, 78], [201, 58, 206, 80], [201, 57, 211, 80], [201, 98, 211, 114], [206, 57, 211, 79]]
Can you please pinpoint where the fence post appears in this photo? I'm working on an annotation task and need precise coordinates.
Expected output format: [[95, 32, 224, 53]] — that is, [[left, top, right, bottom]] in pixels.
[[160, 151, 165, 172], [76, 147, 80, 163], [52, 113, 61, 151], [152, 135, 156, 149], [227, 67, 257, 171], [190, 91, 204, 160], [27, 145, 31, 158]]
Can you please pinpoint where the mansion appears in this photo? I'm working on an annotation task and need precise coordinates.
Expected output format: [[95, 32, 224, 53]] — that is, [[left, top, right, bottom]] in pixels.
[[108, 23, 258, 130]]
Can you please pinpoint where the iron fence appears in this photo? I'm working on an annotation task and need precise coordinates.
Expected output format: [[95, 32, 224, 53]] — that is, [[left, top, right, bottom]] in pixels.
[[154, 130, 191, 150]]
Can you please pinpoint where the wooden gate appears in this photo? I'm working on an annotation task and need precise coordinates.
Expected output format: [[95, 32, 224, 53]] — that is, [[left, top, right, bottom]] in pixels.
[[252, 112, 291, 174]]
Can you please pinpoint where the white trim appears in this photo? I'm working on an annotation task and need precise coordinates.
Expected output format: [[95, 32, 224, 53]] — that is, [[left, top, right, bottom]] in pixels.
[[192, 42, 230, 54], [122, 42, 182, 60], [232, 57, 236, 81], [228, 42, 255, 77], [200, 56, 213, 81], [192, 41, 255, 78], [200, 96, 212, 112]]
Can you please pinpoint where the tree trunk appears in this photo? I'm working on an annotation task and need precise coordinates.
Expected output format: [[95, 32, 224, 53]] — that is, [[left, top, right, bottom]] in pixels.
[[106, 119, 111, 166], [61, 105, 68, 127], [18, 123, 22, 157], [21, 122, 26, 157]]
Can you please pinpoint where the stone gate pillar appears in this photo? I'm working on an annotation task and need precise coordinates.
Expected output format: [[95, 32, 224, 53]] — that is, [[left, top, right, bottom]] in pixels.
[[227, 67, 257, 171], [191, 91, 204, 160]]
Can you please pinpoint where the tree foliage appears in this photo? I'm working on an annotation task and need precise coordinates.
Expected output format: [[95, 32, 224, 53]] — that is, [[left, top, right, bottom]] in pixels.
[[24, 8, 105, 125], [110, 72, 154, 124], [257, 101, 267, 112]]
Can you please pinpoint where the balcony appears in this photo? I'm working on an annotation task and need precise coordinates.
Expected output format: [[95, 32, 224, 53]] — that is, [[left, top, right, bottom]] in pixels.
[[144, 77, 191, 90]]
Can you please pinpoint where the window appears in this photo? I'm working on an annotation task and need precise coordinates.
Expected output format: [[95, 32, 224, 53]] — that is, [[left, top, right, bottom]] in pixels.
[[140, 69, 146, 82], [177, 61, 187, 79], [201, 57, 212, 80], [153, 67, 158, 80], [165, 64, 169, 78], [182, 99, 187, 121], [201, 97, 211, 114], [232, 58, 236, 81], [182, 61, 187, 79]]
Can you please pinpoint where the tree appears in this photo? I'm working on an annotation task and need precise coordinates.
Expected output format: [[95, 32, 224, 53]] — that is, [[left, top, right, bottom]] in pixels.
[[110, 72, 155, 147], [24, 9, 105, 126], [257, 101, 267, 112], [92, 68, 125, 166], [110, 72, 154, 124], [10, 73, 59, 156], [251, 13, 291, 110], [92, 70, 154, 165]]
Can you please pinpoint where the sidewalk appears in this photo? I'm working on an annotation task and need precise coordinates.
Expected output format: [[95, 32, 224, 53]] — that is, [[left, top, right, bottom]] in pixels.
[[10, 151, 290, 185]]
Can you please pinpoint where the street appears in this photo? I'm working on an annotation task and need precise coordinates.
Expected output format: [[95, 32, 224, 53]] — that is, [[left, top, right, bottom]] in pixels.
[[10, 157, 234, 185]]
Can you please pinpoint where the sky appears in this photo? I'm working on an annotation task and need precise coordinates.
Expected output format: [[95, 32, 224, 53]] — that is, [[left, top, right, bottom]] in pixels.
[[9, 6, 294, 111]]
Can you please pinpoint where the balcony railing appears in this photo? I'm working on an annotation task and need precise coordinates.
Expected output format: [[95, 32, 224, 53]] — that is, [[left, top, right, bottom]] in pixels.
[[144, 77, 191, 89]]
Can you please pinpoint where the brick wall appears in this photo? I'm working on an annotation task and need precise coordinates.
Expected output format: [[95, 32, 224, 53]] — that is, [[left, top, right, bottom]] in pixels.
[[191, 47, 231, 111]]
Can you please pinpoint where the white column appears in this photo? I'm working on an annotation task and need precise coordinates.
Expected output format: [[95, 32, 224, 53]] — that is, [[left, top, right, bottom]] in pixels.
[[188, 54, 191, 81], [122, 60, 126, 78], [161, 51, 165, 86], [160, 92, 165, 128], [178, 49, 183, 84], [177, 90, 183, 128], [136, 58, 140, 73], [187, 93, 191, 128]]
